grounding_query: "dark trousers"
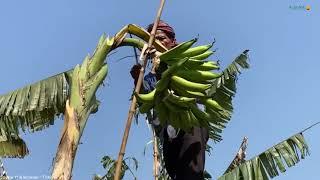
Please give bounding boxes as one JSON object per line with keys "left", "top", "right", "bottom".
{"left": 163, "top": 127, "right": 209, "bottom": 180}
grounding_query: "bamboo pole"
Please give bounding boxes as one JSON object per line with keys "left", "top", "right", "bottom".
{"left": 113, "top": 0, "right": 166, "bottom": 179}
{"left": 152, "top": 128, "right": 159, "bottom": 180}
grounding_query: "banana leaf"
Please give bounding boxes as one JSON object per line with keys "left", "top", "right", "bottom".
{"left": 218, "top": 133, "right": 309, "bottom": 180}
{"left": 0, "top": 34, "right": 149, "bottom": 140}
{"left": 0, "top": 135, "right": 29, "bottom": 158}
{"left": 207, "top": 50, "right": 249, "bottom": 142}
{"left": 0, "top": 71, "right": 72, "bottom": 138}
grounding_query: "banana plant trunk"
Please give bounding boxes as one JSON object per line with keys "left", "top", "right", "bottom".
{"left": 51, "top": 35, "right": 114, "bottom": 180}
{"left": 51, "top": 101, "right": 81, "bottom": 180}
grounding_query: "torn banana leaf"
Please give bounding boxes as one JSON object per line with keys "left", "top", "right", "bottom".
{"left": 218, "top": 133, "right": 309, "bottom": 180}
{"left": 207, "top": 50, "right": 249, "bottom": 142}
{"left": 0, "top": 135, "right": 29, "bottom": 158}
{"left": 0, "top": 70, "right": 72, "bottom": 138}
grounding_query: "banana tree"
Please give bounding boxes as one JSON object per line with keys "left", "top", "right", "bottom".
{"left": 0, "top": 24, "right": 164, "bottom": 179}
{"left": 0, "top": 23, "right": 311, "bottom": 180}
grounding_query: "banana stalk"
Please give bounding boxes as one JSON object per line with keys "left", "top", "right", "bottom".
{"left": 52, "top": 35, "right": 112, "bottom": 180}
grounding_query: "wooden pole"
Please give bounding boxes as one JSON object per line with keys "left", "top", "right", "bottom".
{"left": 113, "top": 0, "right": 166, "bottom": 179}
{"left": 153, "top": 128, "right": 159, "bottom": 180}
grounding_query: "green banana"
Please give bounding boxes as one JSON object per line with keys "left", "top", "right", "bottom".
{"left": 187, "top": 110, "right": 197, "bottom": 123}
{"left": 184, "top": 59, "right": 207, "bottom": 66}
{"left": 161, "top": 57, "right": 189, "bottom": 79}
{"left": 190, "top": 104, "right": 211, "bottom": 122}
{"left": 163, "top": 98, "right": 187, "bottom": 112}
{"left": 174, "top": 70, "right": 221, "bottom": 82}
{"left": 171, "top": 75, "right": 211, "bottom": 92}
{"left": 201, "top": 98, "right": 224, "bottom": 111}
{"left": 178, "top": 44, "right": 213, "bottom": 58}
{"left": 179, "top": 110, "right": 193, "bottom": 131}
{"left": 155, "top": 79, "right": 169, "bottom": 93}
{"left": 168, "top": 110, "right": 181, "bottom": 129}
{"left": 192, "top": 50, "right": 214, "bottom": 60}
{"left": 190, "top": 105, "right": 222, "bottom": 132}
{"left": 160, "top": 38, "right": 197, "bottom": 61}
{"left": 188, "top": 109, "right": 207, "bottom": 128}
{"left": 196, "top": 61, "right": 220, "bottom": 71}
{"left": 184, "top": 60, "right": 219, "bottom": 71}
{"left": 187, "top": 109, "right": 202, "bottom": 127}
{"left": 165, "top": 90, "right": 196, "bottom": 108}
{"left": 170, "top": 81, "right": 207, "bottom": 98}
{"left": 135, "top": 89, "right": 156, "bottom": 103}
{"left": 163, "top": 97, "right": 192, "bottom": 129}
{"left": 139, "top": 103, "right": 154, "bottom": 114}
{"left": 155, "top": 57, "right": 189, "bottom": 92}
{"left": 154, "top": 102, "right": 168, "bottom": 125}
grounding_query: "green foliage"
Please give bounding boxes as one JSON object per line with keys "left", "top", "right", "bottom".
{"left": 207, "top": 50, "right": 250, "bottom": 142}
{"left": 94, "top": 155, "right": 138, "bottom": 180}
{"left": 0, "top": 135, "right": 29, "bottom": 158}
{"left": 218, "top": 133, "right": 309, "bottom": 180}
{"left": 0, "top": 72, "right": 70, "bottom": 139}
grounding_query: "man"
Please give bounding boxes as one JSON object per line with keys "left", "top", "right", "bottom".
{"left": 130, "top": 21, "right": 209, "bottom": 180}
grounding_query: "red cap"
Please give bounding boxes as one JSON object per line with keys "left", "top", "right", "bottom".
{"left": 147, "top": 20, "right": 175, "bottom": 39}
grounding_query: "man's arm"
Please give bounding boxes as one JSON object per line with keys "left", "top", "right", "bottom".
{"left": 130, "top": 55, "right": 160, "bottom": 90}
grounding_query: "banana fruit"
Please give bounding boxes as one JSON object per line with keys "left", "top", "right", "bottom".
{"left": 135, "top": 38, "right": 230, "bottom": 133}
{"left": 135, "top": 89, "right": 156, "bottom": 103}
{"left": 174, "top": 70, "right": 221, "bottom": 82}
{"left": 171, "top": 75, "right": 211, "bottom": 92}
{"left": 192, "top": 50, "right": 214, "bottom": 60}
{"left": 160, "top": 38, "right": 197, "bottom": 61}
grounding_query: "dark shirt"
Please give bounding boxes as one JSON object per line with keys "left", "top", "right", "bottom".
{"left": 143, "top": 71, "right": 208, "bottom": 180}
{"left": 143, "top": 72, "right": 157, "bottom": 92}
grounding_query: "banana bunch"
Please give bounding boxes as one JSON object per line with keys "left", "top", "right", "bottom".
{"left": 136, "top": 38, "right": 227, "bottom": 132}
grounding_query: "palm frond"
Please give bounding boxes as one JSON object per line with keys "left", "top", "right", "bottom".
{"left": 207, "top": 50, "right": 249, "bottom": 142}
{"left": 218, "top": 133, "right": 309, "bottom": 180}
{"left": 0, "top": 135, "right": 29, "bottom": 158}
{"left": 0, "top": 71, "right": 71, "bottom": 138}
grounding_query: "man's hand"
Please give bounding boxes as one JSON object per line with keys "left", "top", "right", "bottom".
{"left": 139, "top": 43, "right": 161, "bottom": 74}
{"left": 151, "top": 56, "right": 160, "bottom": 74}
{"left": 130, "top": 64, "right": 142, "bottom": 86}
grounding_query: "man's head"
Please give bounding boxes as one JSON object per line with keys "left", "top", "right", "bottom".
{"left": 147, "top": 20, "right": 177, "bottom": 49}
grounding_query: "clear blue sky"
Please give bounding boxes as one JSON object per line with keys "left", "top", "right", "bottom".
{"left": 0, "top": 0, "right": 319, "bottom": 179}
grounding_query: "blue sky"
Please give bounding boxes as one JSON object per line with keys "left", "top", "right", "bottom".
{"left": 0, "top": 0, "right": 319, "bottom": 179}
